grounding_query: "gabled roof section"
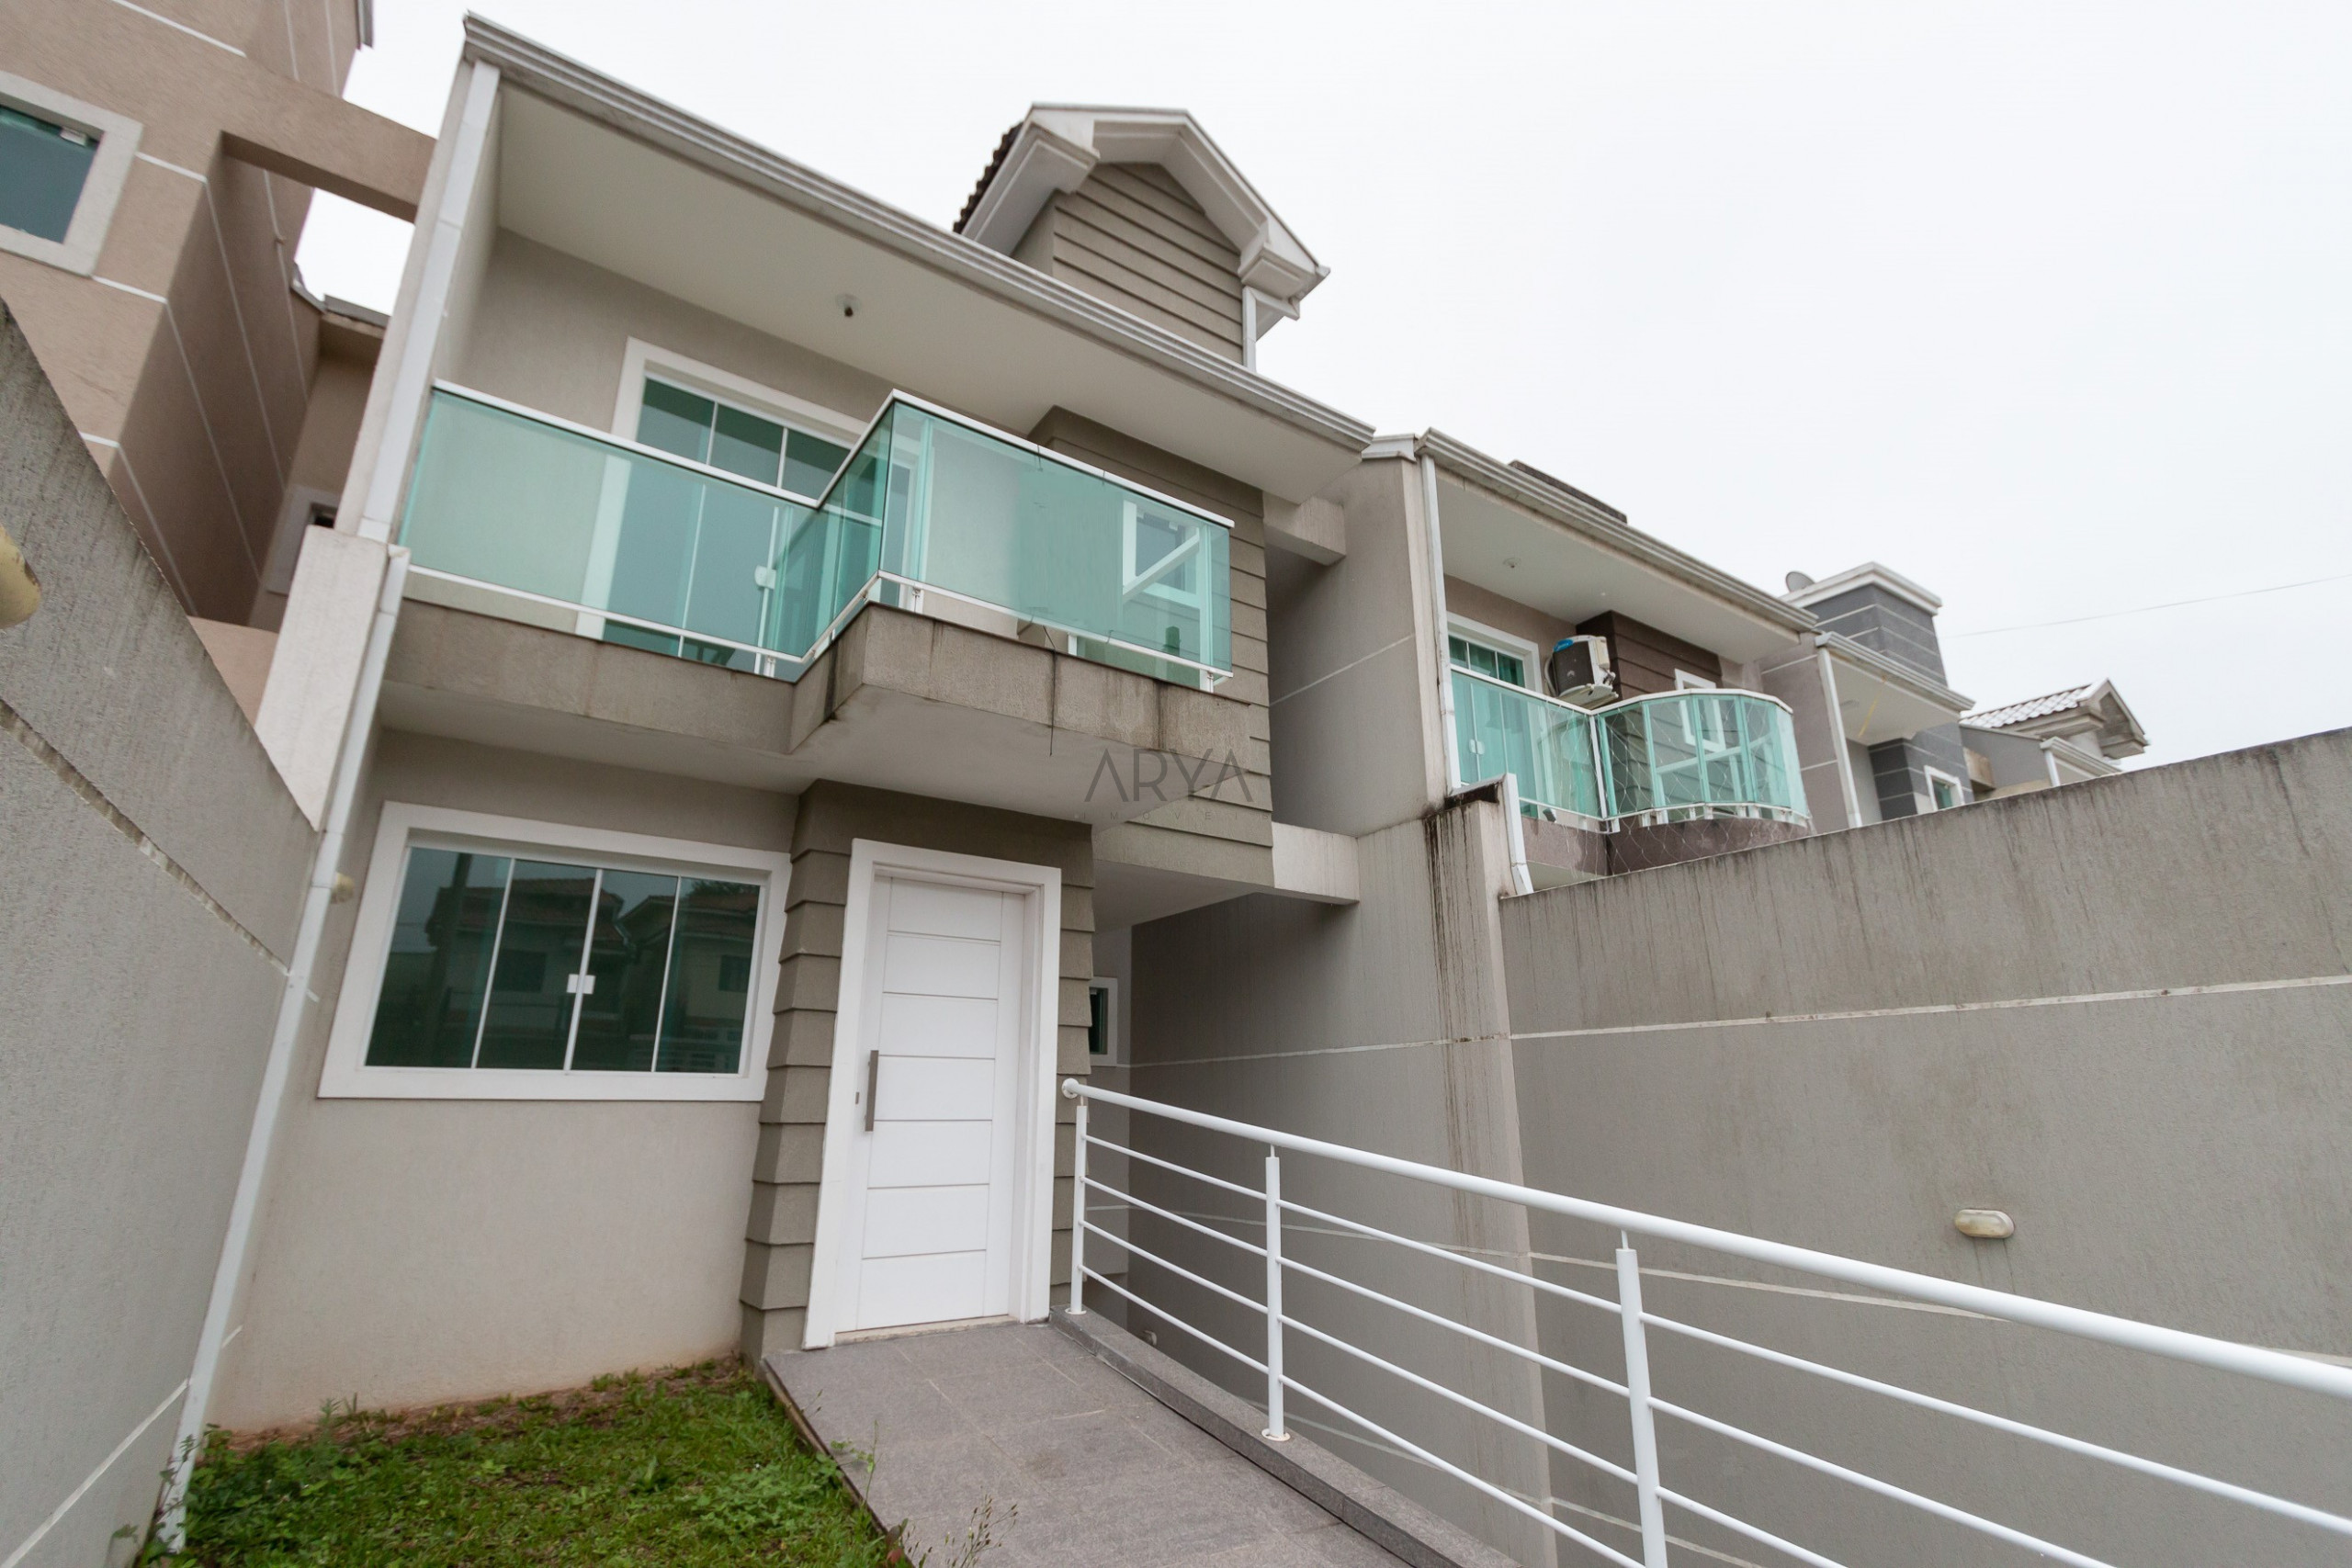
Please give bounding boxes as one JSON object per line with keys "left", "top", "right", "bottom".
{"left": 1965, "top": 680, "right": 2148, "bottom": 757}
{"left": 956, "top": 106, "right": 1327, "bottom": 314}
{"left": 453, "top": 21, "right": 1372, "bottom": 497}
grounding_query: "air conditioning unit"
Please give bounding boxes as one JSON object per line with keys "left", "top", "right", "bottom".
{"left": 1546, "top": 635, "right": 1615, "bottom": 706}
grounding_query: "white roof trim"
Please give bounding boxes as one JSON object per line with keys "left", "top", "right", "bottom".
{"left": 1785, "top": 560, "right": 1945, "bottom": 614}
{"left": 963, "top": 106, "right": 1327, "bottom": 310}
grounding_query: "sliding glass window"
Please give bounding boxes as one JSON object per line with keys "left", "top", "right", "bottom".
{"left": 364, "top": 843, "right": 762, "bottom": 1076}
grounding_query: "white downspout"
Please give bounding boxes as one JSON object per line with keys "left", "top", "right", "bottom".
{"left": 1420, "top": 454, "right": 1460, "bottom": 794}
{"left": 1813, "top": 636, "right": 1863, "bottom": 829}
{"left": 161, "top": 547, "right": 412, "bottom": 1540}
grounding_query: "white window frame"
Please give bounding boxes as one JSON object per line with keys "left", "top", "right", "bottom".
{"left": 0, "top": 71, "right": 143, "bottom": 276}
{"left": 320, "top": 803, "right": 789, "bottom": 1101}
{"left": 802, "top": 839, "right": 1063, "bottom": 1348}
{"left": 612, "top": 337, "right": 866, "bottom": 484}
{"left": 1088, "top": 976, "right": 1123, "bottom": 1066}
{"left": 1923, "top": 766, "right": 1966, "bottom": 813}
{"left": 1674, "top": 669, "right": 1718, "bottom": 690}
{"left": 1446, "top": 615, "right": 1544, "bottom": 689}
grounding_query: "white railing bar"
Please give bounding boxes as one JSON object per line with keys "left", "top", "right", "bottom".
{"left": 1647, "top": 1398, "right": 2118, "bottom": 1568}
{"left": 1282, "top": 1375, "right": 1646, "bottom": 1568}
{"left": 1289, "top": 1414, "right": 1789, "bottom": 1568}
{"left": 1279, "top": 1252, "right": 1631, "bottom": 1401}
{"left": 1653, "top": 1486, "right": 1849, "bottom": 1568}
{"left": 1085, "top": 1173, "right": 1267, "bottom": 1258}
{"left": 869, "top": 572, "right": 1235, "bottom": 685}
{"left": 1643, "top": 1308, "right": 2352, "bottom": 1540}
{"left": 1081, "top": 1220, "right": 1267, "bottom": 1320}
{"left": 794, "top": 576, "right": 881, "bottom": 669}
{"left": 1080, "top": 1266, "right": 1267, "bottom": 1376}
{"left": 405, "top": 566, "right": 798, "bottom": 671}
{"left": 1086, "top": 1134, "right": 1265, "bottom": 1202}
{"left": 1280, "top": 1192, "right": 1623, "bottom": 1318}
{"left": 1279, "top": 1311, "right": 1640, "bottom": 1488}
{"left": 1066, "top": 1080, "right": 2352, "bottom": 1404}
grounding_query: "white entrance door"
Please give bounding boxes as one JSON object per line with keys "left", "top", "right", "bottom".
{"left": 837, "top": 875, "right": 1027, "bottom": 1332}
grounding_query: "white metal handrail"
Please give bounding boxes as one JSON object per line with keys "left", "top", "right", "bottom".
{"left": 1062, "top": 1078, "right": 2352, "bottom": 1568}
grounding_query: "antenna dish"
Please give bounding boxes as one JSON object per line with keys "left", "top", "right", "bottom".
{"left": 1784, "top": 571, "right": 1815, "bottom": 592}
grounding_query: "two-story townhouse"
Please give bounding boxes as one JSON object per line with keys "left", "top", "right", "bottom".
{"left": 207, "top": 19, "right": 1374, "bottom": 1432}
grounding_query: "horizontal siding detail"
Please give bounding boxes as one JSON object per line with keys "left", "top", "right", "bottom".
{"left": 1045, "top": 163, "right": 1246, "bottom": 363}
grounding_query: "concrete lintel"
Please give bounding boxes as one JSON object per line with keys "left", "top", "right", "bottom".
{"left": 1264, "top": 493, "right": 1346, "bottom": 563}
{"left": 1271, "top": 822, "right": 1359, "bottom": 903}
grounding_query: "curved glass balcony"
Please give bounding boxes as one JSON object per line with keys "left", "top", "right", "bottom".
{"left": 1451, "top": 669, "right": 1808, "bottom": 828}
{"left": 1597, "top": 689, "right": 1808, "bottom": 824}
{"left": 397, "top": 387, "right": 1232, "bottom": 685}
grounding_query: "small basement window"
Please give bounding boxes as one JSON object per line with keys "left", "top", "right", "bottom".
{"left": 322, "top": 805, "right": 786, "bottom": 1100}
{"left": 0, "top": 103, "right": 96, "bottom": 243}
{"left": 0, "top": 74, "right": 140, "bottom": 274}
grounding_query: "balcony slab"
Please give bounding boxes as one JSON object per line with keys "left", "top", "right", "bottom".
{"left": 379, "top": 599, "right": 1251, "bottom": 827}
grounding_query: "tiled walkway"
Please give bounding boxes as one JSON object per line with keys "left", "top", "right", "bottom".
{"left": 765, "top": 1320, "right": 1407, "bottom": 1567}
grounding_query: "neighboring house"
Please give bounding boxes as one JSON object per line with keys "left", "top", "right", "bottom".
{"left": 0, "top": 0, "right": 426, "bottom": 711}
{"left": 1776, "top": 561, "right": 1978, "bottom": 822}
{"left": 1963, "top": 679, "right": 2148, "bottom": 796}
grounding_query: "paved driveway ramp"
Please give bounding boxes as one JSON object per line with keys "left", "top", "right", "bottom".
{"left": 763, "top": 1309, "right": 1514, "bottom": 1567}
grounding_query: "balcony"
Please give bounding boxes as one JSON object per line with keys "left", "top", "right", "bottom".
{"left": 381, "top": 387, "right": 1250, "bottom": 823}
{"left": 1452, "top": 671, "right": 1809, "bottom": 875}
{"left": 397, "top": 386, "right": 1233, "bottom": 687}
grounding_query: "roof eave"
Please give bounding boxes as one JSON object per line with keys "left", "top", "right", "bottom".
{"left": 1821, "top": 632, "right": 1973, "bottom": 715}
{"left": 1417, "top": 431, "right": 1819, "bottom": 640}
{"left": 458, "top": 19, "right": 1373, "bottom": 458}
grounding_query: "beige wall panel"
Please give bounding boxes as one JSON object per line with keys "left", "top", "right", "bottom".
{"left": 1120, "top": 807, "right": 1558, "bottom": 1562}
{"left": 1266, "top": 460, "right": 1438, "bottom": 837}
{"left": 1502, "top": 729, "right": 2352, "bottom": 1567}
{"left": 457, "top": 232, "right": 892, "bottom": 434}
{"left": 1443, "top": 575, "right": 1574, "bottom": 660}
{"left": 216, "top": 732, "right": 797, "bottom": 1427}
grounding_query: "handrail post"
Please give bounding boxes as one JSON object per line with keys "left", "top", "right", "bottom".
{"left": 1068, "top": 1089, "right": 1089, "bottom": 1314}
{"left": 1264, "top": 1146, "right": 1290, "bottom": 1440}
{"left": 1617, "top": 1243, "right": 1670, "bottom": 1566}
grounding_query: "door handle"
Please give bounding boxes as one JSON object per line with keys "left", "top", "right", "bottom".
{"left": 864, "top": 1049, "right": 880, "bottom": 1133}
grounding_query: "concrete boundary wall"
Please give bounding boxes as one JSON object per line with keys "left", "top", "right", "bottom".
{"left": 1500, "top": 729, "right": 2352, "bottom": 1567}
{"left": 0, "top": 303, "right": 314, "bottom": 1565}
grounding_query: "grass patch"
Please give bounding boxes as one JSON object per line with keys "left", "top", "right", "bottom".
{"left": 174, "top": 1360, "right": 895, "bottom": 1566}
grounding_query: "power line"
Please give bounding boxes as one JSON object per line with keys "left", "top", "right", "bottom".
{"left": 1943, "top": 570, "right": 2352, "bottom": 639}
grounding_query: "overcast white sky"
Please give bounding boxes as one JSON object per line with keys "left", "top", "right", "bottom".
{"left": 299, "top": 2, "right": 2352, "bottom": 770}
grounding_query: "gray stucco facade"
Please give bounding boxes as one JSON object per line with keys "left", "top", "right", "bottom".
{"left": 0, "top": 305, "right": 316, "bottom": 1564}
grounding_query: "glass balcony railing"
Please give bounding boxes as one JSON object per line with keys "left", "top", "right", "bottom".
{"left": 1451, "top": 668, "right": 1808, "bottom": 828}
{"left": 397, "top": 387, "right": 1233, "bottom": 684}
{"left": 1453, "top": 667, "right": 1603, "bottom": 819}
{"left": 1597, "top": 689, "right": 1808, "bottom": 823}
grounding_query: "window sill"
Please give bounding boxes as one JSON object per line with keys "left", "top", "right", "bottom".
{"left": 319, "top": 1063, "right": 763, "bottom": 1102}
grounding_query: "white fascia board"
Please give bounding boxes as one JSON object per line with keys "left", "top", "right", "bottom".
{"left": 1785, "top": 559, "right": 1945, "bottom": 614}
{"left": 1421, "top": 430, "right": 1818, "bottom": 639}
{"left": 1819, "top": 631, "right": 1973, "bottom": 718}
{"left": 960, "top": 121, "right": 1096, "bottom": 252}
{"left": 457, "top": 21, "right": 1370, "bottom": 457}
